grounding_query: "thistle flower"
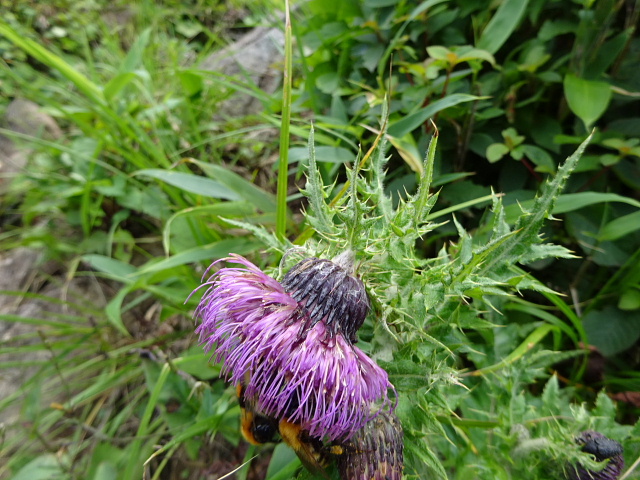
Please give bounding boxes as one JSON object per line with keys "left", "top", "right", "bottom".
{"left": 192, "top": 254, "right": 394, "bottom": 441}
{"left": 567, "top": 431, "right": 624, "bottom": 480}
{"left": 336, "top": 410, "right": 404, "bottom": 480}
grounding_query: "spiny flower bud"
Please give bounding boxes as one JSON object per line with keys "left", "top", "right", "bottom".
{"left": 336, "top": 410, "right": 404, "bottom": 480}
{"left": 281, "top": 255, "right": 370, "bottom": 344}
{"left": 568, "top": 430, "right": 624, "bottom": 480}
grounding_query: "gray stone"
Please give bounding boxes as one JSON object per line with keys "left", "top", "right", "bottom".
{"left": 0, "top": 98, "right": 62, "bottom": 193}
{"left": 200, "top": 27, "right": 285, "bottom": 118}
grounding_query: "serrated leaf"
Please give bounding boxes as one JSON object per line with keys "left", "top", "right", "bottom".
{"left": 478, "top": 133, "right": 592, "bottom": 275}
{"left": 518, "top": 244, "right": 577, "bottom": 264}
{"left": 593, "top": 390, "right": 617, "bottom": 419}
{"left": 302, "top": 125, "right": 337, "bottom": 234}
{"left": 541, "top": 375, "right": 561, "bottom": 411}
{"left": 406, "top": 442, "right": 448, "bottom": 479}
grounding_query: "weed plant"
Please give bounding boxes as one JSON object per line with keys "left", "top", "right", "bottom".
{"left": 0, "top": 1, "right": 639, "bottom": 479}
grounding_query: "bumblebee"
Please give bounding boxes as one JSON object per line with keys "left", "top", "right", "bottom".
{"left": 237, "top": 384, "right": 279, "bottom": 445}
{"left": 236, "top": 384, "right": 403, "bottom": 480}
{"left": 236, "top": 384, "right": 342, "bottom": 478}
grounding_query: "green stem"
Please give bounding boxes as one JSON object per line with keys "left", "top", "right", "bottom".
{"left": 276, "top": 0, "right": 293, "bottom": 240}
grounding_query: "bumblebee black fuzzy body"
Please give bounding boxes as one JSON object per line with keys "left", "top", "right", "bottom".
{"left": 237, "top": 384, "right": 279, "bottom": 445}
{"left": 236, "top": 384, "right": 341, "bottom": 477}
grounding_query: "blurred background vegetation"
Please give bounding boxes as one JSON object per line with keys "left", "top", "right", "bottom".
{"left": 1, "top": 0, "right": 639, "bottom": 478}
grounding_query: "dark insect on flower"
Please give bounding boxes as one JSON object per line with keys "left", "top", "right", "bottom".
{"left": 237, "top": 384, "right": 279, "bottom": 445}
{"left": 567, "top": 430, "right": 624, "bottom": 480}
{"left": 237, "top": 384, "right": 404, "bottom": 480}
{"left": 336, "top": 410, "right": 404, "bottom": 480}
{"left": 236, "top": 383, "right": 343, "bottom": 477}
{"left": 193, "top": 254, "right": 395, "bottom": 442}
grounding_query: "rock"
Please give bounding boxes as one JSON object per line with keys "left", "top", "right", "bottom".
{"left": 0, "top": 98, "right": 67, "bottom": 426}
{"left": 4, "top": 98, "right": 62, "bottom": 138}
{"left": 199, "top": 26, "right": 285, "bottom": 118}
{"left": 0, "top": 98, "right": 62, "bottom": 194}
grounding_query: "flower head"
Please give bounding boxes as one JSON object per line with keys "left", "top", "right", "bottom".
{"left": 568, "top": 431, "right": 624, "bottom": 480}
{"left": 193, "top": 254, "right": 394, "bottom": 441}
{"left": 336, "top": 410, "right": 404, "bottom": 480}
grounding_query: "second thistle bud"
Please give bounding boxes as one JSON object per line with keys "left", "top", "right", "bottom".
{"left": 567, "top": 431, "right": 624, "bottom": 480}
{"left": 336, "top": 410, "right": 404, "bottom": 480}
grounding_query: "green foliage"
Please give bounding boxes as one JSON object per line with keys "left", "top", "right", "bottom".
{"left": 294, "top": 0, "right": 640, "bottom": 408}
{"left": 1, "top": 0, "right": 639, "bottom": 479}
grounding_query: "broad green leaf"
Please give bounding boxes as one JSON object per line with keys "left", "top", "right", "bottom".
{"left": 134, "top": 169, "right": 240, "bottom": 200}
{"left": 598, "top": 210, "right": 640, "bottom": 241}
{"left": 520, "top": 144, "right": 555, "bottom": 173}
{"left": 188, "top": 160, "right": 277, "bottom": 212}
{"left": 178, "top": 70, "right": 204, "bottom": 97}
{"left": 316, "top": 72, "right": 340, "bottom": 94}
{"left": 387, "top": 134, "right": 424, "bottom": 173}
{"left": 119, "top": 28, "right": 151, "bottom": 73}
{"left": 388, "top": 94, "right": 485, "bottom": 138}
{"left": 163, "top": 202, "right": 257, "bottom": 253}
{"left": 426, "top": 45, "right": 451, "bottom": 61}
{"left": 554, "top": 192, "right": 640, "bottom": 213}
{"left": 477, "top": 0, "right": 530, "bottom": 54}
{"left": 266, "top": 444, "right": 301, "bottom": 479}
{"left": 135, "top": 238, "right": 260, "bottom": 275}
{"left": 93, "top": 462, "right": 119, "bottom": 480}
{"left": 288, "top": 146, "right": 354, "bottom": 164}
{"left": 173, "top": 349, "right": 221, "bottom": 379}
{"left": 105, "top": 287, "right": 133, "bottom": 336}
{"left": 82, "top": 254, "right": 137, "bottom": 281}
{"left": 103, "top": 73, "right": 138, "bottom": 101}
{"left": 563, "top": 74, "right": 612, "bottom": 129}
{"left": 619, "top": 289, "right": 640, "bottom": 311}
{"left": 377, "top": 0, "right": 449, "bottom": 78}
{"left": 487, "top": 143, "right": 509, "bottom": 163}
{"left": 583, "top": 306, "right": 640, "bottom": 356}
{"left": 364, "top": 0, "right": 398, "bottom": 5}
{"left": 457, "top": 47, "right": 496, "bottom": 66}
{"left": 12, "top": 454, "right": 67, "bottom": 480}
